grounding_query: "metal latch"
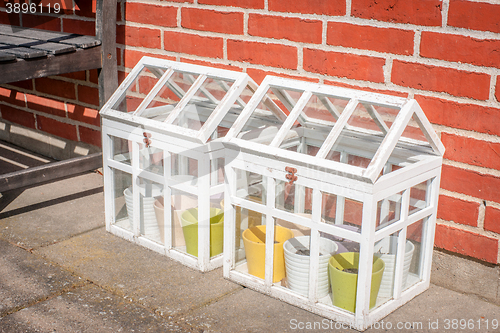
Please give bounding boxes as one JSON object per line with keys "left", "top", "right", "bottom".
{"left": 143, "top": 132, "right": 152, "bottom": 148}
{"left": 285, "top": 166, "right": 297, "bottom": 185}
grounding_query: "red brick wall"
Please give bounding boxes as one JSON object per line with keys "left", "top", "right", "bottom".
{"left": 1, "top": 0, "right": 499, "bottom": 264}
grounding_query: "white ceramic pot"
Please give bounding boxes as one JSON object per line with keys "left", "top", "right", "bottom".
{"left": 123, "top": 187, "right": 134, "bottom": 230}
{"left": 374, "top": 236, "right": 415, "bottom": 298}
{"left": 284, "top": 236, "right": 338, "bottom": 298}
{"left": 124, "top": 186, "right": 161, "bottom": 241}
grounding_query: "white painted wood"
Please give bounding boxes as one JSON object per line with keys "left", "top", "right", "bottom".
{"left": 223, "top": 76, "right": 441, "bottom": 324}
{"left": 316, "top": 98, "right": 358, "bottom": 159}
{"left": 229, "top": 138, "right": 368, "bottom": 181}
{"left": 393, "top": 189, "right": 410, "bottom": 300}
{"left": 335, "top": 152, "right": 348, "bottom": 225}
{"left": 197, "top": 156, "right": 210, "bottom": 271}
{"left": 355, "top": 198, "right": 376, "bottom": 321}
{"left": 270, "top": 91, "right": 312, "bottom": 147}
{"left": 100, "top": 60, "right": 147, "bottom": 114}
{"left": 317, "top": 95, "right": 342, "bottom": 120}
{"left": 361, "top": 101, "right": 390, "bottom": 135}
{"left": 228, "top": 153, "right": 372, "bottom": 201}
{"left": 163, "top": 149, "right": 172, "bottom": 250}
{"left": 364, "top": 99, "right": 416, "bottom": 182}
{"left": 264, "top": 176, "right": 276, "bottom": 287}
{"left": 164, "top": 74, "right": 208, "bottom": 124}
{"left": 197, "top": 76, "right": 253, "bottom": 143}
{"left": 103, "top": 63, "right": 445, "bottom": 326}
{"left": 270, "top": 86, "right": 295, "bottom": 111}
{"left": 136, "top": 236, "right": 166, "bottom": 254}
{"left": 422, "top": 174, "right": 441, "bottom": 282}
{"left": 373, "top": 162, "right": 442, "bottom": 201}
{"left": 393, "top": 227, "right": 407, "bottom": 299}
{"left": 308, "top": 228, "right": 321, "bottom": 301}
{"left": 133, "top": 68, "right": 175, "bottom": 117}
{"left": 101, "top": 58, "right": 257, "bottom": 273}
{"left": 131, "top": 141, "right": 141, "bottom": 237}
{"left": 378, "top": 164, "right": 393, "bottom": 227}
{"left": 109, "top": 224, "right": 135, "bottom": 242}
{"left": 101, "top": 127, "right": 113, "bottom": 232}
{"left": 375, "top": 205, "right": 433, "bottom": 242}
{"left": 412, "top": 102, "right": 446, "bottom": 156}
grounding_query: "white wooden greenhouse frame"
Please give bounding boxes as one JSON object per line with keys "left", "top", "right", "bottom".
{"left": 222, "top": 76, "right": 444, "bottom": 330}
{"left": 100, "top": 57, "right": 257, "bottom": 271}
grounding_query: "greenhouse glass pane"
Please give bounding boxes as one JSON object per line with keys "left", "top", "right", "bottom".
{"left": 112, "top": 66, "right": 163, "bottom": 113}
{"left": 237, "top": 87, "right": 301, "bottom": 145}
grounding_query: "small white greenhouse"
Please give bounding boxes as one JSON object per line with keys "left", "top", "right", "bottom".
{"left": 222, "top": 76, "right": 444, "bottom": 330}
{"left": 100, "top": 57, "right": 256, "bottom": 271}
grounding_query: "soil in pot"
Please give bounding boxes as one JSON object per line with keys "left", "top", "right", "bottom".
{"left": 337, "top": 267, "right": 358, "bottom": 274}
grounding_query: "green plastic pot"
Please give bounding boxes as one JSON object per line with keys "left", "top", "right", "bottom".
{"left": 181, "top": 208, "right": 224, "bottom": 257}
{"left": 328, "top": 252, "right": 385, "bottom": 313}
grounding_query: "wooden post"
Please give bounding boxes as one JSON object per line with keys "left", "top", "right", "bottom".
{"left": 96, "top": 0, "right": 118, "bottom": 106}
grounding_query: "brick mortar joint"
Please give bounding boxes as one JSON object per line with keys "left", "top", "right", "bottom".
{"left": 154, "top": 24, "right": 500, "bottom": 77}
{"left": 478, "top": 201, "right": 486, "bottom": 230}
{"left": 441, "top": 0, "right": 450, "bottom": 28}
{"left": 0, "top": 98, "right": 99, "bottom": 129}
{"left": 436, "top": 218, "right": 500, "bottom": 240}
{"left": 4, "top": 87, "right": 98, "bottom": 112}
{"left": 120, "top": 46, "right": 500, "bottom": 111}
{"left": 119, "top": 44, "right": 497, "bottom": 108}
{"left": 437, "top": 125, "right": 500, "bottom": 143}
{"left": 414, "top": 90, "right": 500, "bottom": 109}
{"left": 443, "top": 159, "right": 500, "bottom": 178}
{"left": 439, "top": 188, "right": 492, "bottom": 205}
{"left": 127, "top": 0, "right": 500, "bottom": 41}
{"left": 124, "top": 17, "right": 500, "bottom": 69}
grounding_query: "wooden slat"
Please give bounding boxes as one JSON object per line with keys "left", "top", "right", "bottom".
{"left": 0, "top": 26, "right": 100, "bottom": 49}
{"left": 0, "top": 34, "right": 75, "bottom": 55}
{"left": 30, "top": 42, "right": 76, "bottom": 55}
{"left": 56, "top": 35, "right": 101, "bottom": 49}
{"left": 0, "top": 46, "right": 102, "bottom": 84}
{"left": 0, "top": 34, "right": 40, "bottom": 46}
{"left": 0, "top": 44, "right": 46, "bottom": 59}
{"left": 0, "top": 152, "right": 103, "bottom": 193}
{"left": 0, "top": 25, "right": 73, "bottom": 41}
{"left": 0, "top": 51, "right": 15, "bottom": 62}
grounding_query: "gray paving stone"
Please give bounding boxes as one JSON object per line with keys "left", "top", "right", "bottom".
{"left": 0, "top": 284, "right": 203, "bottom": 333}
{"left": 184, "top": 284, "right": 500, "bottom": 333}
{"left": 0, "top": 239, "right": 81, "bottom": 317}
{"left": 0, "top": 172, "right": 104, "bottom": 248}
{"left": 37, "top": 228, "right": 242, "bottom": 317}
{"left": 185, "top": 287, "right": 330, "bottom": 333}
{"left": 365, "top": 284, "right": 500, "bottom": 333}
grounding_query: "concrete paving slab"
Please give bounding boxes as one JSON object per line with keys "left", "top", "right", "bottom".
{"left": 0, "top": 172, "right": 104, "bottom": 248}
{"left": 36, "top": 228, "right": 242, "bottom": 317}
{"left": 2, "top": 171, "right": 500, "bottom": 332}
{"left": 363, "top": 284, "right": 500, "bottom": 333}
{"left": 0, "top": 284, "right": 204, "bottom": 333}
{"left": 432, "top": 250, "right": 500, "bottom": 305}
{"left": 185, "top": 284, "right": 500, "bottom": 333}
{"left": 0, "top": 239, "right": 81, "bottom": 317}
{"left": 184, "top": 287, "right": 328, "bottom": 333}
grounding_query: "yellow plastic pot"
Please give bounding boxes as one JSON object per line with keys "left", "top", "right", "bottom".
{"left": 220, "top": 199, "right": 262, "bottom": 248}
{"left": 181, "top": 208, "right": 224, "bottom": 257}
{"left": 328, "top": 252, "right": 385, "bottom": 313}
{"left": 242, "top": 225, "right": 293, "bottom": 283}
